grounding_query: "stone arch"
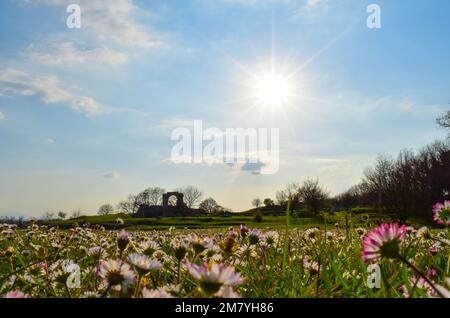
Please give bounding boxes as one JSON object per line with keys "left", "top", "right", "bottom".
{"left": 162, "top": 192, "right": 184, "bottom": 209}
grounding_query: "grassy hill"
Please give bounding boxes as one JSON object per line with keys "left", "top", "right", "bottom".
{"left": 40, "top": 209, "right": 433, "bottom": 231}
{"left": 46, "top": 213, "right": 323, "bottom": 230}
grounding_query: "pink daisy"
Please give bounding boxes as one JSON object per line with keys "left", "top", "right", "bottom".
{"left": 4, "top": 291, "right": 29, "bottom": 298}
{"left": 361, "top": 223, "right": 407, "bottom": 262}
{"left": 432, "top": 201, "right": 450, "bottom": 226}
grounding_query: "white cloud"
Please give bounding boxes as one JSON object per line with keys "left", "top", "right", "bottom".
{"left": 0, "top": 68, "right": 100, "bottom": 116}
{"left": 0, "top": 111, "right": 4, "bottom": 121}
{"left": 21, "top": 0, "right": 165, "bottom": 49}
{"left": 45, "top": 138, "right": 55, "bottom": 144}
{"left": 81, "top": 1, "right": 164, "bottom": 49}
{"left": 19, "top": 0, "right": 167, "bottom": 68}
{"left": 26, "top": 41, "right": 128, "bottom": 66}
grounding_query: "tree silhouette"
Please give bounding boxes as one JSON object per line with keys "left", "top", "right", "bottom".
{"left": 98, "top": 204, "right": 114, "bottom": 216}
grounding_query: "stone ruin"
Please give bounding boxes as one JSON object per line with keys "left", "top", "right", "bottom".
{"left": 134, "top": 191, "right": 206, "bottom": 217}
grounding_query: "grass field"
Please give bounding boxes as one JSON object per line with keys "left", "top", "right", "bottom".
{"left": 1, "top": 205, "right": 448, "bottom": 298}
{"left": 43, "top": 210, "right": 432, "bottom": 231}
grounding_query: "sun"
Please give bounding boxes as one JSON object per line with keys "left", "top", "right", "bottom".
{"left": 253, "top": 72, "right": 292, "bottom": 108}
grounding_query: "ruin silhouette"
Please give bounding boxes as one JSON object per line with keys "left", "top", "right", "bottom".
{"left": 135, "top": 191, "right": 205, "bottom": 217}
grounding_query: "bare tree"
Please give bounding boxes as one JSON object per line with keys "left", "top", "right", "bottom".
{"left": 437, "top": 111, "right": 450, "bottom": 129}
{"left": 199, "top": 198, "right": 219, "bottom": 214}
{"left": 98, "top": 204, "right": 114, "bottom": 216}
{"left": 135, "top": 187, "right": 166, "bottom": 206}
{"left": 276, "top": 182, "right": 301, "bottom": 208}
{"left": 117, "top": 195, "right": 141, "bottom": 215}
{"left": 298, "top": 178, "right": 328, "bottom": 215}
{"left": 71, "top": 209, "right": 82, "bottom": 219}
{"left": 42, "top": 211, "right": 55, "bottom": 221}
{"left": 276, "top": 190, "right": 288, "bottom": 206}
{"left": 339, "top": 140, "right": 450, "bottom": 221}
{"left": 252, "top": 198, "right": 262, "bottom": 208}
{"left": 177, "top": 186, "right": 203, "bottom": 208}
{"left": 148, "top": 187, "right": 166, "bottom": 205}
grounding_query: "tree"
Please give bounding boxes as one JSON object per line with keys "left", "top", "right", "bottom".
{"left": 57, "top": 211, "right": 67, "bottom": 219}
{"left": 263, "top": 198, "right": 274, "bottom": 207}
{"left": 42, "top": 211, "right": 55, "bottom": 221}
{"left": 199, "top": 198, "right": 219, "bottom": 214}
{"left": 177, "top": 186, "right": 203, "bottom": 208}
{"left": 276, "top": 190, "right": 288, "bottom": 206}
{"left": 136, "top": 187, "right": 166, "bottom": 206}
{"left": 276, "top": 182, "right": 301, "bottom": 208}
{"left": 334, "top": 185, "right": 362, "bottom": 210}
{"left": 148, "top": 187, "right": 166, "bottom": 205}
{"left": 298, "top": 178, "right": 328, "bottom": 215}
{"left": 71, "top": 209, "right": 82, "bottom": 219}
{"left": 437, "top": 111, "right": 450, "bottom": 129}
{"left": 98, "top": 204, "right": 114, "bottom": 216}
{"left": 337, "top": 140, "right": 450, "bottom": 221}
{"left": 117, "top": 195, "right": 141, "bottom": 215}
{"left": 252, "top": 198, "right": 262, "bottom": 208}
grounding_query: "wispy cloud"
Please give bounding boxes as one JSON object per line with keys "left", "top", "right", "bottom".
{"left": 303, "top": 0, "right": 329, "bottom": 10}
{"left": 0, "top": 68, "right": 100, "bottom": 116}
{"left": 0, "top": 111, "right": 4, "bottom": 121}
{"left": 20, "top": 0, "right": 161, "bottom": 47}
{"left": 19, "top": 0, "right": 167, "bottom": 67}
{"left": 26, "top": 41, "right": 128, "bottom": 66}
{"left": 240, "top": 160, "right": 266, "bottom": 175}
{"left": 103, "top": 171, "right": 119, "bottom": 179}
{"left": 156, "top": 118, "right": 195, "bottom": 133}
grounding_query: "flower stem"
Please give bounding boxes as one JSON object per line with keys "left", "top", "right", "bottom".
{"left": 281, "top": 196, "right": 291, "bottom": 277}
{"left": 399, "top": 255, "right": 446, "bottom": 298}
{"left": 177, "top": 260, "right": 181, "bottom": 285}
{"left": 134, "top": 276, "right": 142, "bottom": 298}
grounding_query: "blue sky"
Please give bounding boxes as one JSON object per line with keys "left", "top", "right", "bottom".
{"left": 0, "top": 0, "right": 449, "bottom": 217}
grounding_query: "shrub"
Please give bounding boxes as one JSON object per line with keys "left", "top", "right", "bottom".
{"left": 253, "top": 212, "right": 263, "bottom": 223}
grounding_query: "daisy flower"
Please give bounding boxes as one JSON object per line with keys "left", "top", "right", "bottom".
{"left": 186, "top": 262, "right": 244, "bottom": 295}
{"left": 127, "top": 253, "right": 162, "bottom": 275}
{"left": 264, "top": 231, "right": 279, "bottom": 246}
{"left": 142, "top": 287, "right": 174, "bottom": 298}
{"left": 416, "top": 226, "right": 431, "bottom": 240}
{"left": 115, "top": 218, "right": 124, "bottom": 225}
{"left": 361, "top": 223, "right": 407, "bottom": 262}
{"left": 432, "top": 201, "right": 450, "bottom": 226}
{"left": 304, "top": 228, "right": 320, "bottom": 240}
{"left": 117, "top": 230, "right": 131, "bottom": 252}
{"left": 171, "top": 240, "right": 188, "bottom": 261}
{"left": 408, "top": 276, "right": 438, "bottom": 297}
{"left": 3, "top": 291, "right": 29, "bottom": 298}
{"left": 87, "top": 246, "right": 104, "bottom": 258}
{"left": 139, "top": 240, "right": 160, "bottom": 257}
{"left": 247, "top": 229, "right": 263, "bottom": 245}
{"left": 302, "top": 255, "right": 321, "bottom": 274}
{"left": 188, "top": 234, "right": 213, "bottom": 254}
{"left": 98, "top": 259, "right": 136, "bottom": 291}
{"left": 355, "top": 227, "right": 366, "bottom": 238}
